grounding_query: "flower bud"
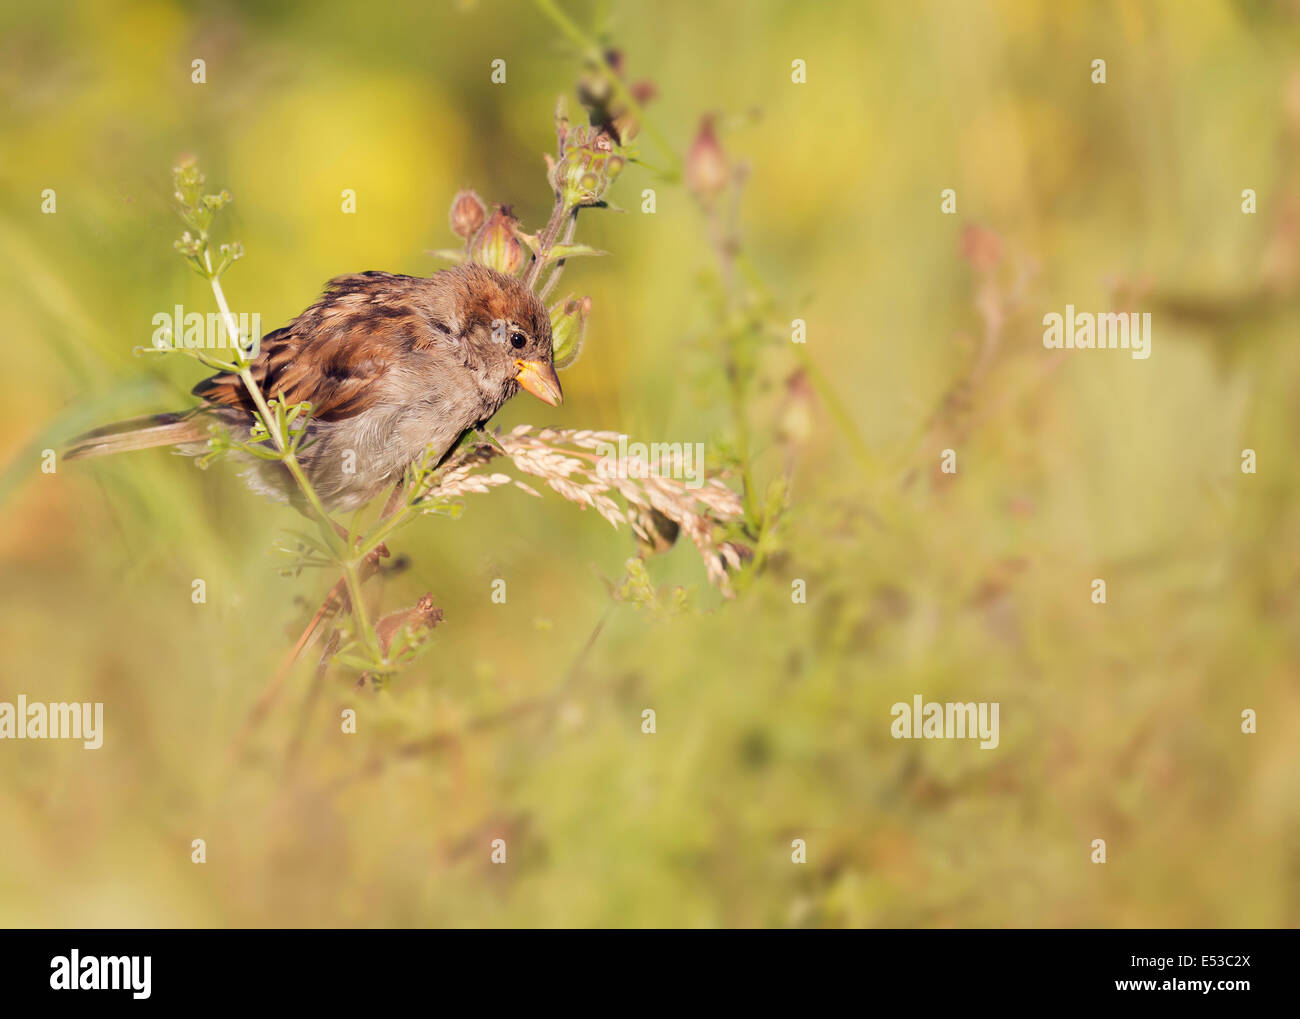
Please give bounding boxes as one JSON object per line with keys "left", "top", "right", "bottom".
{"left": 576, "top": 67, "right": 613, "bottom": 111}
{"left": 609, "top": 113, "right": 639, "bottom": 146}
{"left": 608, "top": 82, "right": 656, "bottom": 145}
{"left": 554, "top": 97, "right": 571, "bottom": 150}
{"left": 548, "top": 124, "right": 625, "bottom": 211}
{"left": 777, "top": 369, "right": 814, "bottom": 446}
{"left": 574, "top": 49, "right": 656, "bottom": 146}
{"left": 629, "top": 81, "right": 657, "bottom": 106}
{"left": 172, "top": 156, "right": 204, "bottom": 191}
{"left": 549, "top": 294, "right": 591, "bottom": 369}
{"left": 471, "top": 205, "right": 525, "bottom": 275}
{"left": 686, "top": 116, "right": 728, "bottom": 205}
{"left": 449, "top": 189, "right": 486, "bottom": 240}
{"left": 173, "top": 231, "right": 202, "bottom": 257}
{"left": 960, "top": 224, "right": 1002, "bottom": 274}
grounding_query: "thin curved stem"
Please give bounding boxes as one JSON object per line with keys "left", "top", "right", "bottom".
{"left": 203, "top": 250, "right": 381, "bottom": 661}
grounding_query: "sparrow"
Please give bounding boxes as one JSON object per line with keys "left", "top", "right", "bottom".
{"left": 65, "top": 263, "right": 562, "bottom": 512}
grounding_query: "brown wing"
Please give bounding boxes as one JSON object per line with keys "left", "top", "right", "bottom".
{"left": 192, "top": 272, "right": 431, "bottom": 422}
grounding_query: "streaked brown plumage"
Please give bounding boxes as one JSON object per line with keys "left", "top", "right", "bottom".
{"left": 66, "top": 263, "right": 562, "bottom": 511}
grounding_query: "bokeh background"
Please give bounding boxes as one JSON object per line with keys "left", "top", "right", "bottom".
{"left": 1, "top": 0, "right": 1298, "bottom": 927}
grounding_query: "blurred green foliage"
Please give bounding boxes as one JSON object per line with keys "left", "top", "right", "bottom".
{"left": 1, "top": 0, "right": 1298, "bottom": 927}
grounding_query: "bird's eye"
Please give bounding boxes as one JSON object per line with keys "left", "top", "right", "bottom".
{"left": 510, "top": 332, "right": 527, "bottom": 350}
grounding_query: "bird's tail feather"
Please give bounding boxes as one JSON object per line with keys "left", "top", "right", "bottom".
{"left": 64, "top": 411, "right": 209, "bottom": 460}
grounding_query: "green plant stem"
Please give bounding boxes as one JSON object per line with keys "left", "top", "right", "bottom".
{"left": 340, "top": 561, "right": 380, "bottom": 654}
{"left": 704, "top": 208, "right": 759, "bottom": 525}
{"left": 531, "top": 0, "right": 680, "bottom": 176}
{"left": 727, "top": 347, "right": 758, "bottom": 525}
{"left": 525, "top": 200, "right": 573, "bottom": 290}
{"left": 791, "top": 344, "right": 876, "bottom": 474}
{"left": 733, "top": 250, "right": 877, "bottom": 478}
{"left": 357, "top": 500, "right": 414, "bottom": 560}
{"left": 203, "top": 250, "right": 382, "bottom": 663}
{"left": 538, "top": 212, "right": 578, "bottom": 300}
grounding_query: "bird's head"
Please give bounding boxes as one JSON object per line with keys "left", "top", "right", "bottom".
{"left": 453, "top": 264, "right": 562, "bottom": 407}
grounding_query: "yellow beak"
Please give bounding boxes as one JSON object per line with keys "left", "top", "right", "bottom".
{"left": 514, "top": 358, "right": 563, "bottom": 407}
